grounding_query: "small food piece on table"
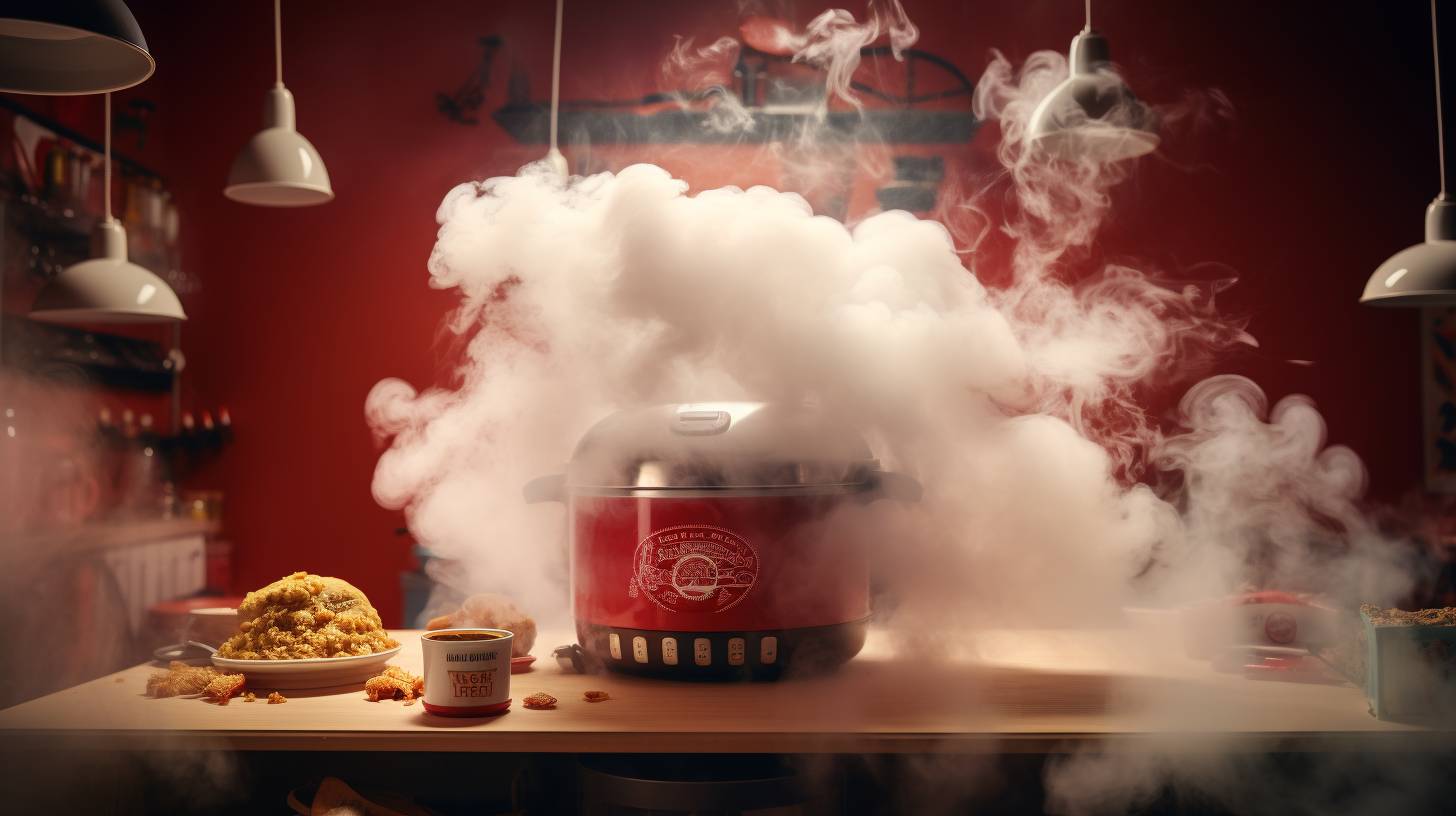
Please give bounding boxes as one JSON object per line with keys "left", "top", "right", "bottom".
{"left": 363, "top": 665, "right": 423, "bottom": 702}
{"left": 583, "top": 690, "right": 610, "bottom": 703}
{"left": 523, "top": 692, "right": 557, "bottom": 710}
{"left": 243, "top": 692, "right": 257, "bottom": 703}
{"left": 383, "top": 664, "right": 423, "bottom": 694}
{"left": 425, "top": 593, "right": 537, "bottom": 657}
{"left": 267, "top": 691, "right": 287, "bottom": 704}
{"left": 403, "top": 698, "right": 416, "bottom": 706}
{"left": 146, "top": 662, "right": 223, "bottom": 697}
{"left": 203, "top": 673, "right": 246, "bottom": 705}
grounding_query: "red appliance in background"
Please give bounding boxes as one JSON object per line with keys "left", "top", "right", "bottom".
{"left": 527, "top": 402, "right": 919, "bottom": 679}
{"left": 1181, "top": 590, "right": 1340, "bottom": 656}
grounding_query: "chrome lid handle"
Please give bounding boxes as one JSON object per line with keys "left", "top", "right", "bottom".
{"left": 671, "top": 407, "right": 731, "bottom": 435}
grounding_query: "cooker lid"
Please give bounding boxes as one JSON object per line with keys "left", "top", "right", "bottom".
{"left": 568, "top": 402, "right": 876, "bottom": 490}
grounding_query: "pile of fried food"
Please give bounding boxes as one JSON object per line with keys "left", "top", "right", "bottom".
{"left": 1362, "top": 604, "right": 1456, "bottom": 627}
{"left": 217, "top": 572, "right": 399, "bottom": 659}
{"left": 426, "top": 593, "right": 536, "bottom": 657}
{"left": 145, "top": 662, "right": 285, "bottom": 705}
{"left": 363, "top": 665, "right": 424, "bottom": 704}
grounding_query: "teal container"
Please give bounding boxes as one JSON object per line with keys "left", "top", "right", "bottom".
{"left": 1360, "top": 609, "right": 1456, "bottom": 723}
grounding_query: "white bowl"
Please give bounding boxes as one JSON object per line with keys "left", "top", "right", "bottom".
{"left": 211, "top": 646, "right": 403, "bottom": 690}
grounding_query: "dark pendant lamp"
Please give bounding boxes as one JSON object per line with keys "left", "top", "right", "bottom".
{"left": 1026, "top": 0, "right": 1159, "bottom": 161}
{"left": 1361, "top": 0, "right": 1456, "bottom": 306}
{"left": 0, "top": 0, "right": 154, "bottom": 94}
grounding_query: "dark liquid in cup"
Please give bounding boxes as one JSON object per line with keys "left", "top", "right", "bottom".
{"left": 426, "top": 632, "right": 503, "bottom": 642}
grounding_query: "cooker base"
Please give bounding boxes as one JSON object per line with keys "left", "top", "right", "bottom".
{"left": 575, "top": 618, "right": 868, "bottom": 680}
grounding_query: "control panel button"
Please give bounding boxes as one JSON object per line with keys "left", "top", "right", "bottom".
{"left": 727, "top": 637, "right": 745, "bottom": 666}
{"left": 661, "top": 637, "right": 679, "bottom": 666}
{"left": 632, "top": 636, "right": 648, "bottom": 663}
{"left": 608, "top": 633, "right": 622, "bottom": 660}
{"left": 693, "top": 637, "right": 711, "bottom": 666}
{"left": 759, "top": 636, "right": 778, "bottom": 665}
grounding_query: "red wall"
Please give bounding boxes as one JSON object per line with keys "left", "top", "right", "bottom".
{"left": 115, "top": 0, "right": 1433, "bottom": 625}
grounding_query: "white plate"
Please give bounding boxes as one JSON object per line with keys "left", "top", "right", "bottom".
{"left": 211, "top": 646, "right": 403, "bottom": 690}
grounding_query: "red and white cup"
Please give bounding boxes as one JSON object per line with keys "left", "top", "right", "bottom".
{"left": 420, "top": 628, "right": 513, "bottom": 717}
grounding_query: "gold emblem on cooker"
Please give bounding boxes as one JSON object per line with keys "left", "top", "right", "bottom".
{"left": 629, "top": 525, "right": 758, "bottom": 613}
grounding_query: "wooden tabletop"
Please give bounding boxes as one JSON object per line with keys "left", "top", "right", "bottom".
{"left": 0, "top": 624, "right": 1450, "bottom": 754}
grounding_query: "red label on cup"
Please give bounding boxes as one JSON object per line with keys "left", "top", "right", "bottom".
{"left": 448, "top": 669, "right": 497, "bottom": 698}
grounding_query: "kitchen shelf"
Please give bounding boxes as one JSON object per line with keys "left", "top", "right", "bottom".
{"left": 8, "top": 518, "right": 220, "bottom": 553}
{"left": 0, "top": 316, "right": 176, "bottom": 391}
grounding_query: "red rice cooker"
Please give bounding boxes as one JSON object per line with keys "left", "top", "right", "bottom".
{"left": 526, "top": 402, "right": 919, "bottom": 679}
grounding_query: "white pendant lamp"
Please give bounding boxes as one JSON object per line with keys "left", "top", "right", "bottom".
{"left": 1026, "top": 0, "right": 1159, "bottom": 161}
{"left": 0, "top": 0, "right": 154, "bottom": 95}
{"left": 224, "top": 0, "right": 332, "bottom": 206}
{"left": 543, "top": 0, "right": 567, "bottom": 176}
{"left": 31, "top": 93, "right": 185, "bottom": 324}
{"left": 1361, "top": 0, "right": 1456, "bottom": 306}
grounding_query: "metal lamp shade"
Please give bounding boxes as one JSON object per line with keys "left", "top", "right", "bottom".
{"left": 224, "top": 86, "right": 333, "bottom": 207}
{"left": 0, "top": 0, "right": 154, "bottom": 94}
{"left": 31, "top": 220, "right": 185, "bottom": 323}
{"left": 1360, "top": 199, "right": 1456, "bottom": 306}
{"left": 1027, "top": 30, "right": 1159, "bottom": 162}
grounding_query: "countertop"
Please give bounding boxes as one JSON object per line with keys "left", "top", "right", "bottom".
{"left": 0, "top": 625, "right": 1449, "bottom": 754}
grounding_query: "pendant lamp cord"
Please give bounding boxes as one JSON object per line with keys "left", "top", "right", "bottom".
{"left": 549, "top": 0, "right": 564, "bottom": 156}
{"left": 104, "top": 92, "right": 112, "bottom": 223}
{"left": 274, "top": 0, "right": 284, "bottom": 87}
{"left": 1085, "top": 0, "right": 1092, "bottom": 32}
{"left": 1436, "top": 0, "right": 1448, "bottom": 199}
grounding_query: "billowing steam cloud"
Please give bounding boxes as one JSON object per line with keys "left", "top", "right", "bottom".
{"left": 368, "top": 3, "right": 1413, "bottom": 634}
{"left": 364, "top": 3, "right": 1432, "bottom": 812}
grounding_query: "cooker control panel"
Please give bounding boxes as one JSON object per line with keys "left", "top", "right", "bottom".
{"left": 580, "top": 620, "right": 863, "bottom": 681}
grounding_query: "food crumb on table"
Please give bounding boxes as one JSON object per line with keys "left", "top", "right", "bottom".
{"left": 523, "top": 692, "right": 557, "bottom": 710}
{"left": 267, "top": 691, "right": 287, "bottom": 704}
{"left": 203, "top": 673, "right": 246, "bottom": 705}
{"left": 583, "top": 690, "right": 610, "bottom": 702}
{"left": 146, "top": 662, "right": 223, "bottom": 698}
{"left": 243, "top": 692, "right": 257, "bottom": 703}
{"left": 363, "top": 665, "right": 423, "bottom": 702}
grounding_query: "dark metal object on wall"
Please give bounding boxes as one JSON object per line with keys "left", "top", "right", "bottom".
{"left": 493, "top": 105, "right": 977, "bottom": 145}
{"left": 436, "top": 36, "right": 501, "bottom": 125}
{"left": 875, "top": 154, "right": 945, "bottom": 213}
{"left": 477, "top": 31, "right": 978, "bottom": 144}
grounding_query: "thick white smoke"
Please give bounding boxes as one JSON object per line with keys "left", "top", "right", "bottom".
{"left": 368, "top": 4, "right": 1412, "bottom": 634}
{"left": 363, "top": 5, "right": 1431, "bottom": 813}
